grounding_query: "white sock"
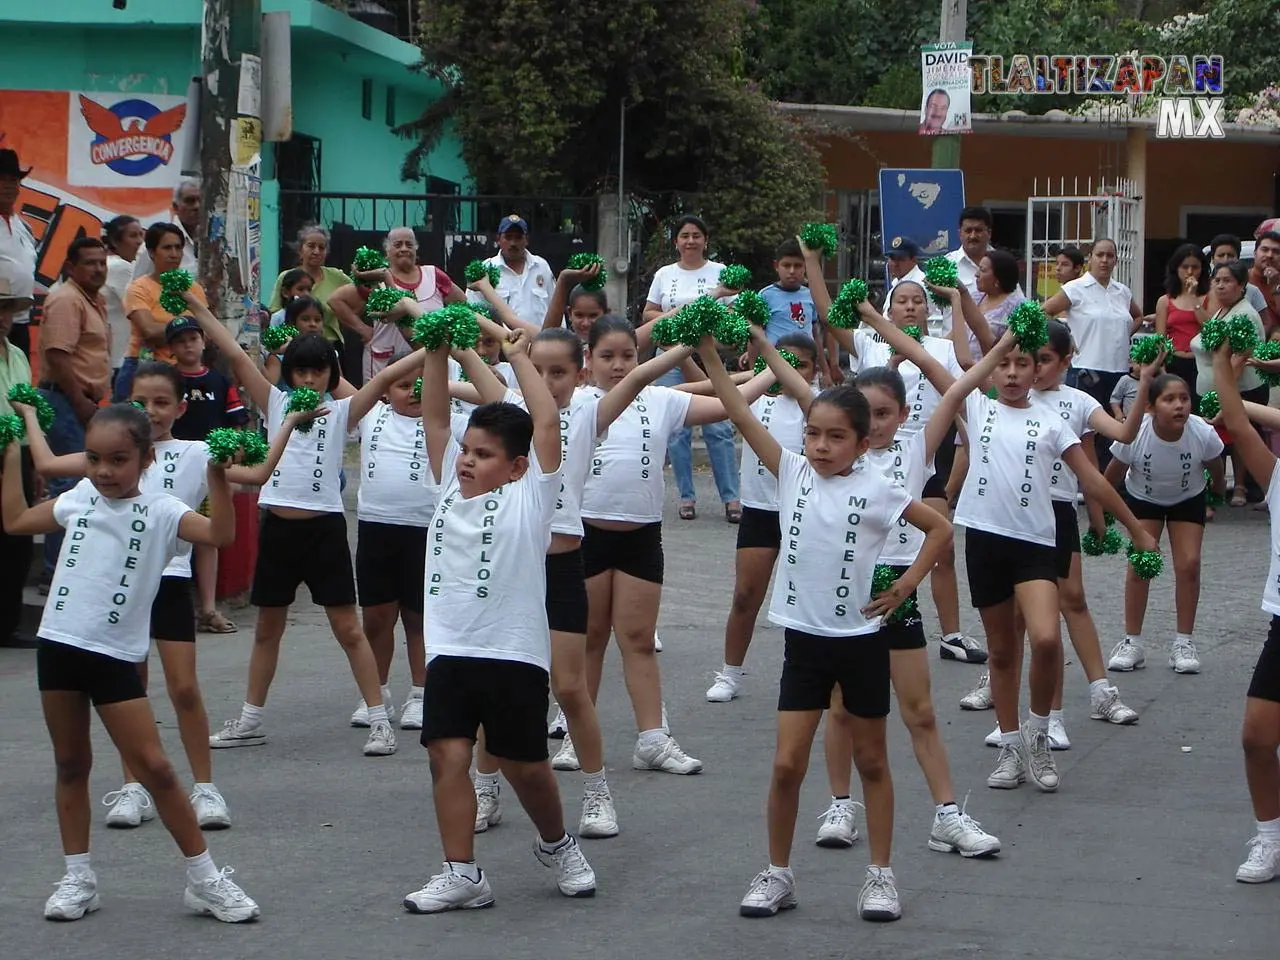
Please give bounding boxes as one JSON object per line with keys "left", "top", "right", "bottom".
{"left": 474, "top": 771, "right": 499, "bottom": 789}
{"left": 367, "top": 704, "right": 388, "bottom": 725}
{"left": 239, "top": 702, "right": 263, "bottom": 726}
{"left": 943, "top": 632, "right": 962, "bottom": 642}
{"left": 1028, "top": 711, "right": 1050, "bottom": 732}
{"left": 409, "top": 686, "right": 424, "bottom": 700}
{"left": 937, "top": 802, "right": 959, "bottom": 818}
{"left": 194, "top": 781, "right": 215, "bottom": 791}
{"left": 447, "top": 860, "right": 481, "bottom": 882}
{"left": 1049, "top": 709, "right": 1064, "bottom": 721}
{"left": 1125, "top": 633, "right": 1142, "bottom": 645}
{"left": 1089, "top": 679, "right": 1110, "bottom": 699}
{"left": 1000, "top": 730, "right": 1020, "bottom": 747}
{"left": 638, "top": 728, "right": 667, "bottom": 747}
{"left": 583, "top": 769, "right": 608, "bottom": 791}
{"left": 538, "top": 834, "right": 570, "bottom": 853}
{"left": 185, "top": 850, "right": 219, "bottom": 885}
{"left": 1258, "top": 817, "right": 1280, "bottom": 840}
{"left": 869, "top": 864, "right": 895, "bottom": 880}
{"left": 722, "top": 663, "right": 745, "bottom": 678}
{"left": 768, "top": 863, "right": 793, "bottom": 877}
{"left": 65, "top": 853, "right": 92, "bottom": 876}
{"left": 1175, "top": 632, "right": 1194, "bottom": 645}
{"left": 380, "top": 684, "right": 392, "bottom": 703}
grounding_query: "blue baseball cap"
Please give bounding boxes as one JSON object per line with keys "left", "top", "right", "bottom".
{"left": 164, "top": 315, "right": 202, "bottom": 343}
{"left": 497, "top": 214, "right": 529, "bottom": 234}
{"left": 886, "top": 236, "right": 921, "bottom": 259}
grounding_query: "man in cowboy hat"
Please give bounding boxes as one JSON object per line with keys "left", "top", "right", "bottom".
{"left": 0, "top": 275, "right": 37, "bottom": 647}
{"left": 0, "top": 148, "right": 38, "bottom": 357}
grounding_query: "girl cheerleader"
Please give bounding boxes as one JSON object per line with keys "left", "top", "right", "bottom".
{"left": 697, "top": 334, "right": 953, "bottom": 922}
{"left": 543, "top": 263, "right": 608, "bottom": 341}
{"left": 2, "top": 405, "right": 259, "bottom": 922}
{"left": 185, "top": 295, "right": 429, "bottom": 756}
{"left": 268, "top": 268, "right": 315, "bottom": 327}
{"left": 16, "top": 362, "right": 319, "bottom": 831}
{"left": 932, "top": 329, "right": 1155, "bottom": 794}
{"left": 1104, "top": 374, "right": 1227, "bottom": 674}
{"left": 263, "top": 295, "right": 329, "bottom": 384}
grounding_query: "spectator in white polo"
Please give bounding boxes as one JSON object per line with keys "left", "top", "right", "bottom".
{"left": 470, "top": 214, "right": 555, "bottom": 327}
{"left": 132, "top": 178, "right": 200, "bottom": 280}
{"left": 0, "top": 148, "right": 38, "bottom": 357}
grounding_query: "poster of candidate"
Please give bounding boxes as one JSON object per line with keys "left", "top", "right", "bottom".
{"left": 919, "top": 42, "right": 973, "bottom": 136}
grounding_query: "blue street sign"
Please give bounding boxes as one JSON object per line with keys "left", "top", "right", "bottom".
{"left": 878, "top": 168, "right": 966, "bottom": 260}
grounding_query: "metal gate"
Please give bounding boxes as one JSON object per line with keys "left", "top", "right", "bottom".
{"left": 1025, "top": 176, "right": 1144, "bottom": 304}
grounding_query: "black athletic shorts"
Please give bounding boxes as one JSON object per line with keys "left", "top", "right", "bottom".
{"left": 877, "top": 565, "right": 927, "bottom": 651}
{"left": 1122, "top": 488, "right": 1206, "bottom": 526}
{"left": 736, "top": 506, "right": 781, "bottom": 551}
{"left": 964, "top": 527, "right": 1059, "bottom": 608}
{"left": 356, "top": 520, "right": 428, "bottom": 612}
{"left": 37, "top": 640, "right": 146, "bottom": 706}
{"left": 777, "top": 628, "right": 891, "bottom": 719}
{"left": 1052, "top": 500, "right": 1081, "bottom": 580}
{"left": 921, "top": 423, "right": 958, "bottom": 500}
{"left": 581, "top": 521, "right": 663, "bottom": 583}
{"left": 545, "top": 549, "right": 588, "bottom": 635}
{"left": 251, "top": 511, "right": 357, "bottom": 608}
{"left": 421, "top": 655, "right": 550, "bottom": 762}
{"left": 1247, "top": 616, "right": 1280, "bottom": 704}
{"left": 150, "top": 576, "right": 196, "bottom": 642}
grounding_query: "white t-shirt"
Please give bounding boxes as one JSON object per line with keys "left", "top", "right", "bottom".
{"left": 768, "top": 449, "right": 911, "bottom": 637}
{"left": 466, "top": 252, "right": 555, "bottom": 327}
{"left": 104, "top": 255, "right": 134, "bottom": 369}
{"left": 646, "top": 261, "right": 725, "bottom": 312}
{"left": 954, "top": 393, "right": 1080, "bottom": 546}
{"left": 1032, "top": 385, "right": 1101, "bottom": 503}
{"left": 1110, "top": 414, "right": 1223, "bottom": 506}
{"left": 40, "top": 479, "right": 190, "bottom": 663}
{"left": 259, "top": 389, "right": 351, "bottom": 513}
{"left": 448, "top": 357, "right": 516, "bottom": 417}
{"left": 357, "top": 401, "right": 435, "bottom": 527}
{"left": 863, "top": 431, "right": 934, "bottom": 565}
{"left": 850, "top": 329, "right": 963, "bottom": 434}
{"left": 142, "top": 439, "right": 210, "bottom": 578}
{"left": 424, "top": 438, "right": 560, "bottom": 671}
{"left": 1260, "top": 463, "right": 1280, "bottom": 616}
{"left": 1061, "top": 273, "right": 1134, "bottom": 373}
{"left": 739, "top": 391, "right": 810, "bottom": 511}
{"left": 581, "top": 385, "right": 692, "bottom": 523}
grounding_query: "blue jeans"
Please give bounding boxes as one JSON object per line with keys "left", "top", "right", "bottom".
{"left": 656, "top": 365, "right": 740, "bottom": 504}
{"left": 112, "top": 356, "right": 140, "bottom": 403}
{"left": 39, "top": 389, "right": 87, "bottom": 576}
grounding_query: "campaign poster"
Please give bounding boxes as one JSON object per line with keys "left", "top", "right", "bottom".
{"left": 919, "top": 42, "right": 973, "bottom": 136}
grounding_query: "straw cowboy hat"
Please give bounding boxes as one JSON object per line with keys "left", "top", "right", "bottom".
{"left": 0, "top": 277, "right": 34, "bottom": 312}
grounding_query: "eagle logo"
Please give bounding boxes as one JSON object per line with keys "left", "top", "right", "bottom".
{"left": 79, "top": 95, "right": 187, "bottom": 177}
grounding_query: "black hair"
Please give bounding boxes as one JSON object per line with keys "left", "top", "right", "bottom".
{"left": 1208, "top": 233, "right": 1242, "bottom": 257}
{"left": 1149, "top": 372, "right": 1187, "bottom": 402}
{"left": 587, "top": 314, "right": 637, "bottom": 351}
{"left": 102, "top": 215, "right": 140, "bottom": 254}
{"left": 144, "top": 221, "right": 184, "bottom": 253}
{"left": 1260, "top": 230, "right": 1280, "bottom": 246}
{"left": 567, "top": 285, "right": 608, "bottom": 315}
{"left": 889, "top": 279, "right": 927, "bottom": 304}
{"left": 775, "top": 331, "right": 819, "bottom": 367}
{"left": 774, "top": 238, "right": 803, "bottom": 260}
{"left": 672, "top": 214, "right": 709, "bottom": 239}
{"left": 66, "top": 236, "right": 105, "bottom": 263}
{"left": 1163, "top": 243, "right": 1208, "bottom": 297}
{"left": 811, "top": 383, "right": 872, "bottom": 437}
{"left": 280, "top": 268, "right": 311, "bottom": 298}
{"left": 467, "top": 401, "right": 534, "bottom": 460}
{"left": 853, "top": 366, "right": 907, "bottom": 409}
{"left": 281, "top": 332, "right": 341, "bottom": 392}
{"left": 284, "top": 295, "right": 324, "bottom": 326}
{"left": 1091, "top": 237, "right": 1118, "bottom": 255}
{"left": 1212, "top": 259, "right": 1250, "bottom": 287}
{"left": 88, "top": 403, "right": 154, "bottom": 460}
{"left": 1043, "top": 319, "right": 1073, "bottom": 360}
{"left": 958, "top": 206, "right": 992, "bottom": 228}
{"left": 132, "top": 359, "right": 187, "bottom": 401}
{"left": 1056, "top": 245, "right": 1085, "bottom": 268}
{"left": 533, "top": 327, "right": 585, "bottom": 370}
{"left": 985, "top": 249, "right": 1019, "bottom": 294}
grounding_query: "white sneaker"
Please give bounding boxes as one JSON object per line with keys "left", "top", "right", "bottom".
{"left": 661, "top": 701, "right": 670, "bottom": 735}
{"left": 987, "top": 742, "right": 1026, "bottom": 789}
{"left": 183, "top": 866, "right": 261, "bottom": 923}
{"left": 209, "top": 717, "right": 266, "bottom": 748}
{"left": 350, "top": 695, "right": 396, "bottom": 728}
{"left": 1235, "top": 835, "right": 1280, "bottom": 883}
{"left": 548, "top": 705, "right": 567, "bottom": 739}
{"left": 363, "top": 720, "right": 397, "bottom": 757}
{"left": 1170, "top": 638, "right": 1201, "bottom": 674}
{"left": 1090, "top": 684, "right": 1139, "bottom": 724}
{"left": 706, "top": 671, "right": 742, "bottom": 703}
{"left": 632, "top": 734, "right": 702, "bottom": 774}
{"left": 44, "top": 871, "right": 99, "bottom": 921}
{"left": 815, "top": 798, "right": 859, "bottom": 848}
{"left": 534, "top": 836, "right": 596, "bottom": 897}
{"left": 191, "top": 784, "right": 231, "bottom": 830}
{"left": 474, "top": 779, "right": 502, "bottom": 833}
{"left": 960, "top": 671, "right": 993, "bottom": 710}
{"left": 1108, "top": 639, "right": 1146, "bottom": 671}
{"left": 552, "top": 734, "right": 581, "bottom": 771}
{"left": 984, "top": 725, "right": 1001, "bottom": 748}
{"left": 103, "top": 783, "right": 155, "bottom": 828}
{"left": 654, "top": 634, "right": 664, "bottom": 652}
{"left": 738, "top": 867, "right": 797, "bottom": 917}
{"left": 857, "top": 867, "right": 901, "bottom": 921}
{"left": 939, "top": 633, "right": 988, "bottom": 664}
{"left": 1048, "top": 716, "right": 1071, "bottom": 751}
{"left": 403, "top": 864, "right": 495, "bottom": 913}
{"left": 928, "top": 807, "right": 1001, "bottom": 858}
{"left": 400, "top": 695, "right": 424, "bottom": 730}
{"left": 1021, "top": 722, "right": 1060, "bottom": 792}
{"left": 579, "top": 784, "right": 619, "bottom": 839}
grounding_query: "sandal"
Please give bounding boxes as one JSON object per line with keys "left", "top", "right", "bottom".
{"left": 198, "top": 610, "right": 238, "bottom": 634}
{"left": 678, "top": 502, "right": 697, "bottom": 521}
{"left": 1230, "top": 487, "right": 1247, "bottom": 507}
{"left": 725, "top": 502, "right": 743, "bottom": 524}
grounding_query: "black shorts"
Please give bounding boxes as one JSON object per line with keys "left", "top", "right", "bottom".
{"left": 150, "top": 576, "right": 196, "bottom": 642}
{"left": 964, "top": 527, "right": 1059, "bottom": 608}
{"left": 356, "top": 520, "right": 428, "bottom": 612}
{"left": 545, "top": 549, "right": 588, "bottom": 635}
{"left": 1247, "top": 616, "right": 1280, "bottom": 704}
{"left": 581, "top": 521, "right": 663, "bottom": 583}
{"left": 877, "top": 565, "right": 927, "bottom": 651}
{"left": 251, "top": 511, "right": 357, "bottom": 608}
{"left": 1053, "top": 500, "right": 1081, "bottom": 579}
{"left": 736, "top": 506, "right": 781, "bottom": 551}
{"left": 921, "top": 423, "right": 958, "bottom": 500}
{"left": 1122, "top": 488, "right": 1206, "bottom": 526}
{"left": 37, "top": 640, "right": 146, "bottom": 706}
{"left": 421, "top": 655, "right": 549, "bottom": 762}
{"left": 777, "top": 628, "right": 891, "bottom": 719}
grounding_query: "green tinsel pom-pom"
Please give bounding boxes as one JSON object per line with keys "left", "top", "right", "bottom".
{"left": 443, "top": 303, "right": 481, "bottom": 351}
{"left": 1127, "top": 547, "right": 1164, "bottom": 580}
{"left": 413, "top": 310, "right": 452, "bottom": 351}
{"left": 470, "top": 301, "right": 493, "bottom": 319}
{"left": 1130, "top": 334, "right": 1173, "bottom": 365}
{"left": 923, "top": 257, "right": 959, "bottom": 307}
{"left": 890, "top": 326, "right": 924, "bottom": 354}
{"left": 8, "top": 384, "right": 56, "bottom": 432}
{"left": 287, "top": 387, "right": 322, "bottom": 434}
{"left": 719, "top": 265, "right": 751, "bottom": 291}
{"left": 714, "top": 310, "right": 751, "bottom": 350}
{"left": 205, "top": 428, "right": 244, "bottom": 465}
{"left": 826, "top": 278, "right": 869, "bottom": 330}
{"left": 566, "top": 253, "right": 608, "bottom": 291}
{"left": 1251, "top": 339, "right": 1280, "bottom": 387}
{"left": 464, "top": 260, "right": 502, "bottom": 288}
{"left": 1081, "top": 526, "right": 1123, "bottom": 556}
{"left": 411, "top": 377, "right": 423, "bottom": 402}
{"left": 1103, "top": 511, "right": 1116, "bottom": 526}
{"left": 239, "top": 431, "right": 268, "bottom": 467}
{"left": 352, "top": 246, "right": 388, "bottom": 272}
{"left": 0, "top": 413, "right": 23, "bottom": 448}
{"left": 365, "top": 287, "right": 414, "bottom": 317}
{"left": 755, "top": 349, "right": 802, "bottom": 396}
{"left": 1204, "top": 469, "right": 1224, "bottom": 507}
{"left": 158, "top": 269, "right": 193, "bottom": 315}
{"left": 655, "top": 295, "right": 729, "bottom": 348}
{"left": 800, "top": 223, "right": 838, "bottom": 258}
{"left": 1006, "top": 300, "right": 1049, "bottom": 352}
{"left": 260, "top": 325, "right": 297, "bottom": 352}
{"left": 1198, "top": 390, "right": 1220, "bottom": 420}
{"left": 733, "top": 289, "right": 770, "bottom": 327}
{"left": 870, "top": 564, "right": 918, "bottom": 625}
{"left": 1200, "top": 314, "right": 1260, "bottom": 354}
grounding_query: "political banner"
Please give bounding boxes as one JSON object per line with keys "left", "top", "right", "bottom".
{"left": 67, "top": 90, "right": 194, "bottom": 188}
{"left": 919, "top": 42, "right": 973, "bottom": 136}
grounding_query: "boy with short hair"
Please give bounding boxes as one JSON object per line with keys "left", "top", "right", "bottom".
{"left": 1109, "top": 360, "right": 1143, "bottom": 422}
{"left": 751, "top": 238, "right": 834, "bottom": 383}
{"left": 404, "top": 327, "right": 596, "bottom": 914}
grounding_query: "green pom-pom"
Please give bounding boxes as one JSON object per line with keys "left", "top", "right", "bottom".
{"left": 464, "top": 260, "right": 502, "bottom": 288}
{"left": 260, "top": 324, "right": 297, "bottom": 352}
{"left": 1198, "top": 390, "right": 1220, "bottom": 420}
{"left": 1103, "top": 511, "right": 1116, "bottom": 526}
{"left": 365, "top": 287, "right": 414, "bottom": 317}
{"left": 756, "top": 349, "right": 802, "bottom": 396}
{"left": 239, "top": 431, "right": 268, "bottom": 467}
{"left": 1006, "top": 300, "right": 1049, "bottom": 352}
{"left": 158, "top": 269, "right": 193, "bottom": 315}
{"left": 826, "top": 278, "right": 868, "bottom": 330}
{"left": 719, "top": 264, "right": 751, "bottom": 291}
{"left": 870, "top": 563, "right": 918, "bottom": 625}
{"left": 1251, "top": 339, "right": 1280, "bottom": 387}
{"left": 566, "top": 253, "right": 608, "bottom": 291}
{"left": 0, "top": 413, "right": 24, "bottom": 447}
{"left": 287, "top": 387, "right": 322, "bottom": 434}
{"left": 442, "top": 303, "right": 481, "bottom": 351}
{"left": 923, "top": 257, "right": 959, "bottom": 306}
{"left": 890, "top": 326, "right": 924, "bottom": 354}
{"left": 470, "top": 301, "right": 493, "bottom": 319}
{"left": 412, "top": 310, "right": 451, "bottom": 350}
{"left": 800, "top": 223, "right": 838, "bottom": 258}
{"left": 1129, "top": 334, "right": 1172, "bottom": 365}
{"left": 411, "top": 377, "right": 423, "bottom": 402}
{"left": 732, "top": 289, "right": 770, "bottom": 327}
{"left": 352, "top": 246, "right": 388, "bottom": 272}
{"left": 1204, "top": 469, "right": 1224, "bottom": 506}
{"left": 1127, "top": 547, "right": 1164, "bottom": 580}
{"left": 1200, "top": 314, "right": 1259, "bottom": 354}
{"left": 8, "top": 384, "right": 55, "bottom": 432}
{"left": 656, "top": 295, "right": 728, "bottom": 347}
{"left": 1082, "top": 527, "right": 1123, "bottom": 556}
{"left": 205, "top": 428, "right": 243, "bottom": 465}
{"left": 984, "top": 386, "right": 999, "bottom": 399}
{"left": 714, "top": 310, "right": 751, "bottom": 350}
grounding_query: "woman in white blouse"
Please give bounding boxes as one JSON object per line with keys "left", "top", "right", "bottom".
{"left": 102, "top": 215, "right": 145, "bottom": 381}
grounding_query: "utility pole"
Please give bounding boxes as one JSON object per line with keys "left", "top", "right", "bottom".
{"left": 931, "top": 0, "right": 967, "bottom": 169}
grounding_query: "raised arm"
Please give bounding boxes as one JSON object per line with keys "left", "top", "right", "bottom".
{"left": 13, "top": 403, "right": 88, "bottom": 478}
{"left": 1214, "top": 345, "right": 1277, "bottom": 491}
{"left": 697, "top": 336, "right": 781, "bottom": 476}
{"left": 421, "top": 345, "right": 453, "bottom": 484}
{"left": 684, "top": 365, "right": 777, "bottom": 426}
{"left": 183, "top": 293, "right": 274, "bottom": 410}
{"left": 224, "top": 406, "right": 330, "bottom": 486}
{"left": 543, "top": 265, "right": 600, "bottom": 331}
{"left": 595, "top": 344, "right": 695, "bottom": 432}
{"left": 348, "top": 349, "right": 428, "bottom": 423}
{"left": 470, "top": 275, "right": 540, "bottom": 334}
{"left": 923, "top": 329, "right": 1016, "bottom": 463}
{"left": 453, "top": 346, "right": 509, "bottom": 406}
{"left": 503, "top": 331, "right": 560, "bottom": 473}
{"left": 955, "top": 285, "right": 995, "bottom": 360}
{"left": 749, "top": 326, "right": 815, "bottom": 415}
{"left": 1, "top": 441, "right": 60, "bottom": 535}
{"left": 855, "top": 301, "right": 955, "bottom": 395}
{"left": 177, "top": 462, "right": 235, "bottom": 547}
{"left": 1085, "top": 348, "right": 1162, "bottom": 444}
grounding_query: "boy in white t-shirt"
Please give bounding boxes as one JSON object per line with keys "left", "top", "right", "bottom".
{"left": 404, "top": 329, "right": 597, "bottom": 914}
